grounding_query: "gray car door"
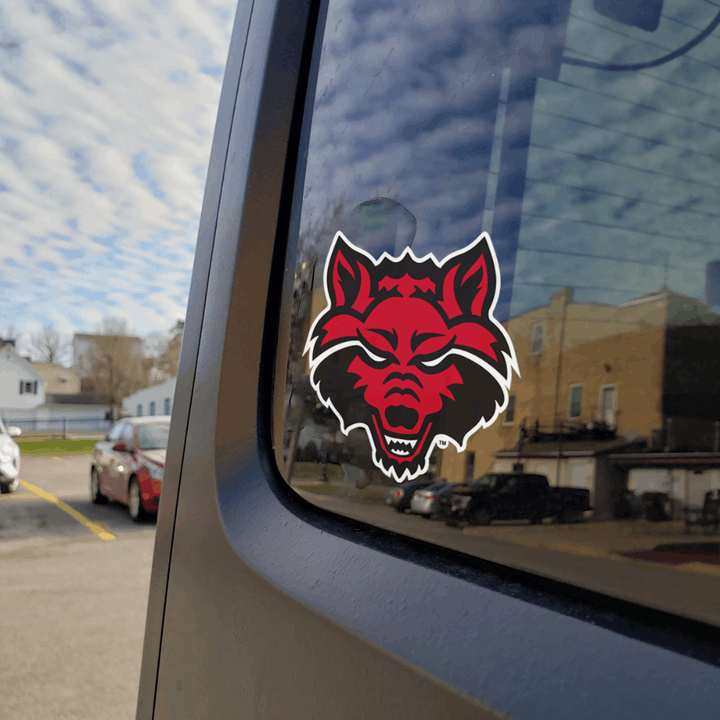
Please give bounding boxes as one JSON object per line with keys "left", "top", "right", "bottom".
{"left": 136, "top": 1, "right": 720, "bottom": 718}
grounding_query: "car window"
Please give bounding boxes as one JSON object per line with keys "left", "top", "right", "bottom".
{"left": 474, "top": 475, "right": 496, "bottom": 488}
{"left": 136, "top": 423, "right": 170, "bottom": 451}
{"left": 119, "top": 423, "right": 134, "bottom": 449}
{"left": 106, "top": 422, "right": 125, "bottom": 443}
{"left": 275, "top": 0, "right": 720, "bottom": 630}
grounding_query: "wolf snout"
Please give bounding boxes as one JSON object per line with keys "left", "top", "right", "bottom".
{"left": 385, "top": 405, "right": 419, "bottom": 430}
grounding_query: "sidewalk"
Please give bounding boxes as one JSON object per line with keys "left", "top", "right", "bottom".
{"left": 463, "top": 520, "right": 720, "bottom": 577}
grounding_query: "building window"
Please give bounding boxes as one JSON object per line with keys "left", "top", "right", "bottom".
{"left": 504, "top": 394, "right": 516, "bottom": 424}
{"left": 19, "top": 381, "right": 36, "bottom": 395}
{"left": 599, "top": 385, "right": 617, "bottom": 427}
{"left": 464, "top": 451, "right": 476, "bottom": 481}
{"left": 531, "top": 324, "right": 543, "bottom": 353}
{"left": 164, "top": 398, "right": 171, "bottom": 415}
{"left": 149, "top": 401, "right": 156, "bottom": 416}
{"left": 568, "top": 385, "right": 583, "bottom": 419}
{"left": 137, "top": 404, "right": 143, "bottom": 417}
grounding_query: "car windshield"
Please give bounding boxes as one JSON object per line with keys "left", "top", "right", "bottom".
{"left": 136, "top": 423, "right": 170, "bottom": 451}
{"left": 474, "top": 476, "right": 496, "bottom": 488}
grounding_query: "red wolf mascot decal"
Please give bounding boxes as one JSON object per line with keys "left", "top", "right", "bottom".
{"left": 304, "top": 232, "right": 518, "bottom": 483}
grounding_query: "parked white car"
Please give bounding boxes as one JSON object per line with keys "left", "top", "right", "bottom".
{"left": 409, "top": 482, "right": 448, "bottom": 518}
{"left": 0, "top": 418, "right": 22, "bottom": 493}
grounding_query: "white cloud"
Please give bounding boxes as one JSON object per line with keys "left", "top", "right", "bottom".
{"left": 0, "top": 0, "right": 235, "bottom": 338}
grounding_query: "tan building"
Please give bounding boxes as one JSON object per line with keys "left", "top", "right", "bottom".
{"left": 300, "top": 277, "right": 720, "bottom": 515}
{"left": 439, "top": 286, "right": 720, "bottom": 516}
{"left": 31, "top": 363, "right": 81, "bottom": 394}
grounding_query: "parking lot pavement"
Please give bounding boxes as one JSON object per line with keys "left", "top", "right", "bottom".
{"left": 0, "top": 454, "right": 156, "bottom": 720}
{"left": 296, "top": 488, "right": 720, "bottom": 628}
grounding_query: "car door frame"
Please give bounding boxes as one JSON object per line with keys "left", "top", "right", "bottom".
{"left": 136, "top": 1, "right": 720, "bottom": 718}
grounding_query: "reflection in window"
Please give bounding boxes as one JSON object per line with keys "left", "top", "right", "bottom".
{"left": 278, "top": 0, "right": 720, "bottom": 629}
{"left": 137, "top": 404, "right": 142, "bottom": 417}
{"left": 599, "top": 385, "right": 616, "bottom": 427}
{"left": 568, "top": 385, "right": 583, "bottom": 419}
{"left": 505, "top": 395, "right": 516, "bottom": 424}
{"left": 531, "top": 325, "right": 544, "bottom": 354}
{"left": 464, "top": 451, "right": 475, "bottom": 482}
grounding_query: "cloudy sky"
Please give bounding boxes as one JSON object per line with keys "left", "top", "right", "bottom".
{"left": 0, "top": 0, "right": 235, "bottom": 354}
{"left": 4, "top": 0, "right": 720, "bottom": 363}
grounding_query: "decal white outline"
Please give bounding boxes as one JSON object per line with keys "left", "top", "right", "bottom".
{"left": 303, "top": 230, "right": 519, "bottom": 483}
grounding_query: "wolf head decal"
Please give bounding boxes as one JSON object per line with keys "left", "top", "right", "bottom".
{"left": 304, "top": 231, "right": 518, "bottom": 483}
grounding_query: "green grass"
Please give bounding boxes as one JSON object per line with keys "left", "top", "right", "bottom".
{"left": 16, "top": 438, "right": 98, "bottom": 456}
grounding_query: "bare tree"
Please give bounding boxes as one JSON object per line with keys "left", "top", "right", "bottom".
{"left": 86, "top": 317, "right": 149, "bottom": 418}
{"left": 30, "top": 325, "right": 68, "bottom": 364}
{"left": 159, "top": 319, "right": 184, "bottom": 377}
{"left": 141, "top": 320, "right": 184, "bottom": 382}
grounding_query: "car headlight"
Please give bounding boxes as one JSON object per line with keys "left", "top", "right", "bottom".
{"left": 148, "top": 465, "right": 164, "bottom": 481}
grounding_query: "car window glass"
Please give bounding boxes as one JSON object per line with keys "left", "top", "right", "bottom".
{"left": 119, "top": 424, "right": 134, "bottom": 449}
{"left": 136, "top": 423, "right": 170, "bottom": 451}
{"left": 276, "top": 0, "right": 720, "bottom": 630}
{"left": 107, "top": 423, "right": 124, "bottom": 443}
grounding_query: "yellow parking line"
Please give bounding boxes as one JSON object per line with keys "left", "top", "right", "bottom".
{"left": 19, "top": 480, "right": 116, "bottom": 541}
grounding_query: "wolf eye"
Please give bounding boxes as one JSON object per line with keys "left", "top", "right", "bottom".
{"left": 361, "top": 344, "right": 389, "bottom": 364}
{"left": 418, "top": 350, "right": 454, "bottom": 369}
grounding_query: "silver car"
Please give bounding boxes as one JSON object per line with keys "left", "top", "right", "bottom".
{"left": 410, "top": 482, "right": 448, "bottom": 518}
{"left": 0, "top": 417, "right": 22, "bottom": 494}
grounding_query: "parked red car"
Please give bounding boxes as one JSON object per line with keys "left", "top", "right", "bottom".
{"left": 90, "top": 417, "right": 170, "bottom": 521}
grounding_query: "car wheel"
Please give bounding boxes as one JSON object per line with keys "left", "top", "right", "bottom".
{"left": 128, "top": 478, "right": 147, "bottom": 522}
{"left": 470, "top": 508, "right": 492, "bottom": 526}
{"left": 90, "top": 468, "right": 108, "bottom": 505}
{"left": 444, "top": 518, "right": 459, "bottom": 528}
{"left": 394, "top": 506, "right": 406, "bottom": 513}
{"left": 0, "top": 477, "right": 19, "bottom": 494}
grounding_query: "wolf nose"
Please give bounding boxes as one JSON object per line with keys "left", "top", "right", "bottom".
{"left": 385, "top": 406, "right": 418, "bottom": 430}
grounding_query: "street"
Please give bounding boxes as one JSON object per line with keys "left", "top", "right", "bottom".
{"left": 0, "top": 455, "right": 155, "bottom": 720}
{"left": 2, "top": 457, "right": 720, "bottom": 720}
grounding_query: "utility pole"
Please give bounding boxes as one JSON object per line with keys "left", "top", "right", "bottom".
{"left": 553, "top": 290, "right": 569, "bottom": 487}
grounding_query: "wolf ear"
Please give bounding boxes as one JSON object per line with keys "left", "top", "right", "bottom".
{"left": 438, "top": 234, "right": 496, "bottom": 320}
{"left": 326, "top": 232, "right": 374, "bottom": 314}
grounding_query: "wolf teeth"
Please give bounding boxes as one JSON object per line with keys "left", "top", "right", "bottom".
{"left": 384, "top": 435, "right": 417, "bottom": 451}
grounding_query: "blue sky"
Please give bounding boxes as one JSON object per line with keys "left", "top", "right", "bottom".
{"left": 0, "top": 0, "right": 235, "bottom": 353}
